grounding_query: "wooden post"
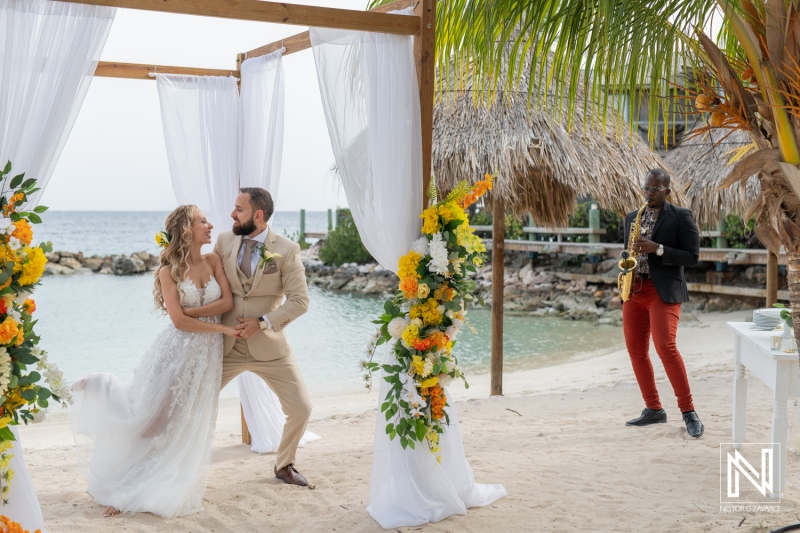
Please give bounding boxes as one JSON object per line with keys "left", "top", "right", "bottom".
{"left": 327, "top": 208, "right": 333, "bottom": 231}
{"left": 767, "top": 251, "right": 779, "bottom": 307}
{"left": 491, "top": 196, "right": 504, "bottom": 396}
{"left": 716, "top": 212, "right": 728, "bottom": 272}
{"left": 588, "top": 203, "right": 600, "bottom": 244}
{"left": 236, "top": 51, "right": 252, "bottom": 446}
{"left": 414, "top": 0, "right": 435, "bottom": 210}
{"left": 300, "top": 208, "right": 307, "bottom": 244}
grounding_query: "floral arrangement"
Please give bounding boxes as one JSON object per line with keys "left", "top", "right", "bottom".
{"left": 154, "top": 230, "right": 170, "bottom": 249}
{"left": 0, "top": 162, "right": 68, "bottom": 503}
{"left": 362, "top": 175, "right": 493, "bottom": 461}
{"left": 0, "top": 515, "right": 39, "bottom": 533}
{"left": 256, "top": 246, "right": 281, "bottom": 269}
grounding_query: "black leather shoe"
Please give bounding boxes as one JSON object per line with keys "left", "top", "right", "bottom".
{"left": 625, "top": 408, "right": 667, "bottom": 426}
{"left": 682, "top": 410, "right": 704, "bottom": 438}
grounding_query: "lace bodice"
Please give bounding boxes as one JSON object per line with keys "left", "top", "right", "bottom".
{"left": 179, "top": 277, "right": 221, "bottom": 324}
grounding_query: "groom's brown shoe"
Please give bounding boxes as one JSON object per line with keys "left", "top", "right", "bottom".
{"left": 274, "top": 464, "right": 308, "bottom": 487}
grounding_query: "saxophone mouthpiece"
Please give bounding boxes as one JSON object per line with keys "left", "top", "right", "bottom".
{"left": 621, "top": 250, "right": 630, "bottom": 260}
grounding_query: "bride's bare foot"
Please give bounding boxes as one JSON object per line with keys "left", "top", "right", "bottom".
{"left": 103, "top": 506, "right": 121, "bottom": 517}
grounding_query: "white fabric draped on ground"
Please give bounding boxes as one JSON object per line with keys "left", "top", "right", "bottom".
{"left": 0, "top": 0, "right": 115, "bottom": 527}
{"left": 156, "top": 55, "right": 319, "bottom": 454}
{"left": 311, "top": 9, "right": 505, "bottom": 528}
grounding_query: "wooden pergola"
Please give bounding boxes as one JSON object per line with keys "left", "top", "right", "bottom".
{"left": 55, "top": 0, "right": 442, "bottom": 443}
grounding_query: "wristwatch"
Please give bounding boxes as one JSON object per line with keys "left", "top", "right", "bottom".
{"left": 656, "top": 244, "right": 664, "bottom": 256}
{"left": 258, "top": 316, "right": 268, "bottom": 331}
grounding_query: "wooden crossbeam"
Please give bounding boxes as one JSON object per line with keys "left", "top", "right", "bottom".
{"left": 243, "top": 0, "right": 417, "bottom": 60}
{"left": 94, "top": 61, "right": 239, "bottom": 80}
{"left": 58, "top": 0, "right": 419, "bottom": 35}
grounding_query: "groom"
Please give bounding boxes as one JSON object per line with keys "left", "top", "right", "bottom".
{"left": 214, "top": 187, "right": 312, "bottom": 486}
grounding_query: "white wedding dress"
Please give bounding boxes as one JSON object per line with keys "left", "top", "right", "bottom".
{"left": 71, "top": 277, "right": 224, "bottom": 518}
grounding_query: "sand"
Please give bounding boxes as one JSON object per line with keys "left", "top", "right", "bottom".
{"left": 13, "top": 310, "right": 800, "bottom": 532}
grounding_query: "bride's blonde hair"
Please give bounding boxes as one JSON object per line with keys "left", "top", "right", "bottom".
{"left": 153, "top": 205, "right": 198, "bottom": 313}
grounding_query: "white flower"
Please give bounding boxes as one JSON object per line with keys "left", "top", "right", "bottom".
{"left": 445, "top": 326, "right": 458, "bottom": 339}
{"left": 438, "top": 373, "right": 452, "bottom": 386}
{"left": 0, "top": 218, "right": 12, "bottom": 232}
{"left": 452, "top": 318, "right": 463, "bottom": 330}
{"left": 437, "top": 305, "right": 446, "bottom": 314}
{"left": 388, "top": 317, "right": 408, "bottom": 339}
{"left": 427, "top": 233, "right": 450, "bottom": 276}
{"left": 422, "top": 360, "right": 434, "bottom": 377}
{"left": 443, "top": 358, "right": 456, "bottom": 373}
{"left": 409, "top": 406, "right": 424, "bottom": 418}
{"left": 7, "top": 236, "right": 21, "bottom": 250}
{"left": 411, "top": 237, "right": 429, "bottom": 257}
{"left": 410, "top": 318, "right": 423, "bottom": 328}
{"left": 0, "top": 348, "right": 10, "bottom": 397}
{"left": 7, "top": 309, "right": 20, "bottom": 322}
{"left": 446, "top": 310, "right": 455, "bottom": 319}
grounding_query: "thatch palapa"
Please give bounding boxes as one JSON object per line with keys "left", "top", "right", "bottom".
{"left": 433, "top": 54, "right": 674, "bottom": 227}
{"left": 664, "top": 128, "right": 760, "bottom": 227}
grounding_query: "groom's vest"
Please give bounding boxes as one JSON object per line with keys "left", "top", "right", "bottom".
{"left": 215, "top": 230, "right": 309, "bottom": 362}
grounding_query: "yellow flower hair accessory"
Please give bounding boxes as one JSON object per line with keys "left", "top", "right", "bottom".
{"left": 155, "top": 230, "right": 170, "bottom": 249}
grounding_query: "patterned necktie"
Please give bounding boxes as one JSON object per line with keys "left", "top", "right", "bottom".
{"left": 240, "top": 239, "right": 258, "bottom": 278}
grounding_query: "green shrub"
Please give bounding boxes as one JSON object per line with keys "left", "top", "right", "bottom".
{"left": 468, "top": 209, "right": 525, "bottom": 239}
{"left": 700, "top": 213, "right": 763, "bottom": 249}
{"left": 319, "top": 208, "right": 374, "bottom": 266}
{"left": 568, "top": 202, "right": 625, "bottom": 243}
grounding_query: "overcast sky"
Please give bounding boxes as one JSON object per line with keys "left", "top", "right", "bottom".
{"left": 40, "top": 1, "right": 369, "bottom": 212}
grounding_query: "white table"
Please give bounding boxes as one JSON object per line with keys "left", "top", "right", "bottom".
{"left": 728, "top": 321, "right": 800, "bottom": 497}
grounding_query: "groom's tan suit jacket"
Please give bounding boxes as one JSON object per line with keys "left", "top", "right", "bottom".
{"left": 213, "top": 228, "right": 309, "bottom": 361}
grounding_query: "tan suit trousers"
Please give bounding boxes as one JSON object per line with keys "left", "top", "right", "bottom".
{"left": 222, "top": 339, "right": 312, "bottom": 470}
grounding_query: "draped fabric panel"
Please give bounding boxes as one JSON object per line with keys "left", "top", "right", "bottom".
{"left": 0, "top": 0, "right": 115, "bottom": 207}
{"left": 310, "top": 8, "right": 422, "bottom": 274}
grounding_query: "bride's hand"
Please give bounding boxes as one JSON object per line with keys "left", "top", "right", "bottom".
{"left": 221, "top": 326, "right": 239, "bottom": 338}
{"left": 183, "top": 306, "right": 197, "bottom": 318}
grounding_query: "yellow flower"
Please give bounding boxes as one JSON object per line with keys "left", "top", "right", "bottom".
{"left": 426, "top": 428, "right": 440, "bottom": 443}
{"left": 410, "top": 355, "right": 425, "bottom": 376}
{"left": 11, "top": 219, "right": 32, "bottom": 246}
{"left": 401, "top": 323, "right": 420, "bottom": 347}
{"left": 17, "top": 246, "right": 46, "bottom": 286}
{"left": 0, "top": 415, "right": 11, "bottom": 429}
{"left": 473, "top": 256, "right": 483, "bottom": 267}
{"left": 438, "top": 202, "right": 467, "bottom": 224}
{"left": 155, "top": 230, "right": 169, "bottom": 248}
{"left": 420, "top": 376, "right": 439, "bottom": 389}
{"left": 420, "top": 206, "right": 440, "bottom": 235}
{"left": 398, "top": 251, "right": 422, "bottom": 280}
{"left": 417, "top": 283, "right": 430, "bottom": 299}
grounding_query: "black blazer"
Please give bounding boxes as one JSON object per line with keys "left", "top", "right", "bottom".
{"left": 623, "top": 201, "right": 700, "bottom": 304}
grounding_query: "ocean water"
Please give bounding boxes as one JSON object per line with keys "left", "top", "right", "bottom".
{"left": 30, "top": 211, "right": 625, "bottom": 401}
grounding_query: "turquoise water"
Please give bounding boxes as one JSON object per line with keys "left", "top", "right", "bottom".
{"left": 29, "top": 211, "right": 625, "bottom": 400}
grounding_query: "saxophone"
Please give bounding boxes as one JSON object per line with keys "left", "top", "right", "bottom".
{"left": 618, "top": 203, "right": 648, "bottom": 302}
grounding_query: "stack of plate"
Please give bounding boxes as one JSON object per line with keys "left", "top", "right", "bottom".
{"left": 752, "top": 308, "right": 789, "bottom": 330}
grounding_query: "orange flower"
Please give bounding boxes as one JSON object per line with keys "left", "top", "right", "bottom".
{"left": 399, "top": 277, "right": 419, "bottom": 299}
{"left": 11, "top": 220, "right": 32, "bottom": 246}
{"left": 413, "top": 338, "right": 434, "bottom": 352}
{"left": 3, "top": 194, "right": 25, "bottom": 217}
{"left": 21, "top": 299, "right": 34, "bottom": 314}
{"left": 427, "top": 384, "right": 446, "bottom": 420}
{"left": 0, "top": 318, "right": 18, "bottom": 345}
{"left": 0, "top": 514, "right": 41, "bottom": 533}
{"left": 14, "top": 327, "right": 23, "bottom": 347}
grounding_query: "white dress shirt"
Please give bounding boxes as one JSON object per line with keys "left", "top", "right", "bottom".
{"left": 236, "top": 227, "right": 272, "bottom": 330}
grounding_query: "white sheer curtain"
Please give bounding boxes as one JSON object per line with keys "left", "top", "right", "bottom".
{"left": 156, "top": 74, "right": 240, "bottom": 238}
{"left": 311, "top": 9, "right": 505, "bottom": 528}
{"left": 0, "top": 2, "right": 115, "bottom": 528}
{"left": 156, "top": 55, "right": 319, "bottom": 454}
{"left": 0, "top": 0, "right": 115, "bottom": 207}
{"left": 310, "top": 9, "right": 422, "bottom": 274}
{"left": 240, "top": 50, "right": 285, "bottom": 194}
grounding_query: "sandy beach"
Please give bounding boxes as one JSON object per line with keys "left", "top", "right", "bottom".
{"left": 13, "top": 309, "right": 800, "bottom": 532}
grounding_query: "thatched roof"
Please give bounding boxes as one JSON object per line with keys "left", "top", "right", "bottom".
{"left": 433, "top": 56, "right": 677, "bottom": 226}
{"left": 664, "top": 128, "right": 759, "bottom": 226}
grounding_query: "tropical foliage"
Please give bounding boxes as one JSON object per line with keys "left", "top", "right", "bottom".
{"left": 0, "top": 162, "right": 67, "bottom": 503}
{"left": 361, "top": 176, "right": 492, "bottom": 460}
{"left": 319, "top": 208, "right": 373, "bottom": 266}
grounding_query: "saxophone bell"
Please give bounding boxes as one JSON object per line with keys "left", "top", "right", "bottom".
{"left": 618, "top": 250, "right": 637, "bottom": 273}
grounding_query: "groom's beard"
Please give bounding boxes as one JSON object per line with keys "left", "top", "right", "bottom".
{"left": 232, "top": 216, "right": 257, "bottom": 236}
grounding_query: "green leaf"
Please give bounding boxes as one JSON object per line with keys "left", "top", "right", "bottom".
{"left": 9, "top": 173, "right": 24, "bottom": 189}
{"left": 2, "top": 161, "right": 11, "bottom": 175}
{"left": 27, "top": 213, "right": 41, "bottom": 224}
{"left": 385, "top": 422, "right": 395, "bottom": 434}
{"left": 400, "top": 436, "right": 408, "bottom": 449}
{"left": 8, "top": 375, "right": 17, "bottom": 390}
{"left": 33, "top": 205, "right": 48, "bottom": 214}
{"left": 385, "top": 408, "right": 394, "bottom": 421}
{"left": 20, "top": 178, "right": 35, "bottom": 190}
{"left": 26, "top": 371, "right": 41, "bottom": 383}
{"left": 416, "top": 418, "right": 426, "bottom": 441}
{"left": 0, "top": 426, "right": 14, "bottom": 442}
{"left": 37, "top": 398, "right": 48, "bottom": 409}
{"left": 406, "top": 438, "right": 415, "bottom": 449}
{"left": 21, "top": 389, "right": 35, "bottom": 402}
{"left": 389, "top": 429, "right": 397, "bottom": 440}
{"left": 37, "top": 388, "right": 50, "bottom": 400}
{"left": 381, "top": 400, "right": 392, "bottom": 412}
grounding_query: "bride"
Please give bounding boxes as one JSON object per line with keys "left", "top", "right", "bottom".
{"left": 71, "top": 205, "right": 239, "bottom": 518}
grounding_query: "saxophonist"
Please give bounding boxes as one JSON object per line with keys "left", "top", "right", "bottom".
{"left": 622, "top": 168, "right": 703, "bottom": 438}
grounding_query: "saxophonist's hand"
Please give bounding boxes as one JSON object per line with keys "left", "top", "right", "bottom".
{"left": 633, "top": 237, "right": 660, "bottom": 254}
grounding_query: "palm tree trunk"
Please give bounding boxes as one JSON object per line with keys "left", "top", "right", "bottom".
{"left": 789, "top": 253, "right": 800, "bottom": 350}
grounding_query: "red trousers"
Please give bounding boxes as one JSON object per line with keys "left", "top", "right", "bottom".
{"left": 622, "top": 279, "right": 694, "bottom": 413}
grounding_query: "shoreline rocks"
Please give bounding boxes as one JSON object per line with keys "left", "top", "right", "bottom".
{"left": 44, "top": 251, "right": 159, "bottom": 276}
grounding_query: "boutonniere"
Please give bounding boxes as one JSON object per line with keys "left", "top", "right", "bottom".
{"left": 256, "top": 245, "right": 281, "bottom": 269}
